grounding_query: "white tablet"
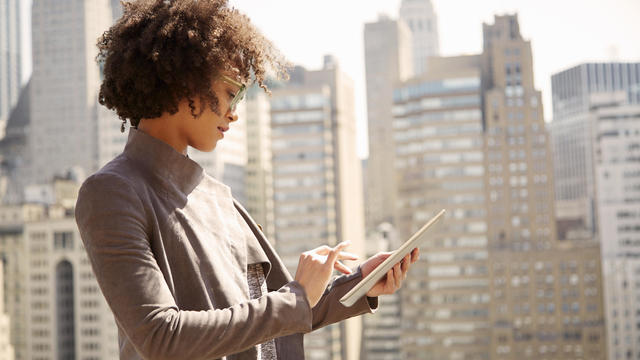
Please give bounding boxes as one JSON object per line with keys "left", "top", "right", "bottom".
{"left": 340, "top": 209, "right": 446, "bottom": 307}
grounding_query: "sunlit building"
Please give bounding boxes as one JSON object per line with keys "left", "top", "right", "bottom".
{"left": 399, "top": 0, "right": 440, "bottom": 75}
{"left": 270, "top": 56, "right": 365, "bottom": 360}
{"left": 590, "top": 92, "right": 640, "bottom": 360}
{"left": 0, "top": 80, "right": 30, "bottom": 205}
{"left": 363, "top": 15, "right": 413, "bottom": 231}
{"left": 0, "top": 0, "right": 23, "bottom": 138}
{"left": 361, "top": 223, "right": 403, "bottom": 360}
{"left": 28, "top": 0, "right": 120, "bottom": 187}
{"left": 244, "top": 87, "right": 276, "bottom": 241}
{"left": 393, "top": 55, "right": 490, "bottom": 359}
{"left": 24, "top": 207, "right": 119, "bottom": 359}
{"left": 482, "top": 15, "right": 606, "bottom": 359}
{"left": 0, "top": 263, "right": 14, "bottom": 359}
{"left": 0, "top": 178, "right": 118, "bottom": 360}
{"left": 0, "top": 202, "right": 44, "bottom": 360}
{"left": 550, "top": 62, "right": 640, "bottom": 240}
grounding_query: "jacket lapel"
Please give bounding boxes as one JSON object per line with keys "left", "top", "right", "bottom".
{"left": 233, "top": 199, "right": 293, "bottom": 288}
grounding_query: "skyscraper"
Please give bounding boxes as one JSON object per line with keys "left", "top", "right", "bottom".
{"left": 550, "top": 63, "right": 640, "bottom": 240}
{"left": 399, "top": 0, "right": 440, "bottom": 75}
{"left": 244, "top": 87, "right": 276, "bottom": 241}
{"left": 361, "top": 223, "right": 402, "bottom": 360}
{"left": 270, "top": 57, "right": 365, "bottom": 360}
{"left": 482, "top": 15, "right": 606, "bottom": 359}
{"left": 0, "top": 257, "right": 14, "bottom": 360}
{"left": 363, "top": 15, "right": 412, "bottom": 232}
{"left": 0, "top": 80, "right": 30, "bottom": 205}
{"left": 392, "top": 55, "right": 490, "bottom": 359}
{"left": 28, "top": 0, "right": 117, "bottom": 187}
{"left": 24, "top": 203, "right": 119, "bottom": 359}
{"left": 589, "top": 92, "right": 640, "bottom": 360}
{"left": 0, "top": 0, "right": 22, "bottom": 138}
{"left": 0, "top": 203, "right": 43, "bottom": 360}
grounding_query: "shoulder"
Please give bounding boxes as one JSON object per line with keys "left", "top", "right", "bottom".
{"left": 76, "top": 154, "right": 147, "bottom": 215}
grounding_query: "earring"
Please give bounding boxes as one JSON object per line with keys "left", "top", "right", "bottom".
{"left": 120, "top": 119, "right": 126, "bottom": 133}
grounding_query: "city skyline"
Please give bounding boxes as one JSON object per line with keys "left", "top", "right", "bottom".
{"left": 15, "top": 1, "right": 640, "bottom": 157}
{"left": 0, "top": 1, "right": 637, "bottom": 359}
{"left": 230, "top": 0, "right": 640, "bottom": 158}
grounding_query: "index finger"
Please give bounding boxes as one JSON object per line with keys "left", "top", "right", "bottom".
{"left": 326, "top": 241, "right": 351, "bottom": 265}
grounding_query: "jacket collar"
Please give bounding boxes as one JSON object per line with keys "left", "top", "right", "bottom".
{"left": 122, "top": 128, "right": 205, "bottom": 194}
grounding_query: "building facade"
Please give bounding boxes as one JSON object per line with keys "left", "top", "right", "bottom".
{"left": 270, "top": 57, "right": 365, "bottom": 360}
{"left": 590, "top": 93, "right": 640, "bottom": 360}
{"left": 0, "top": 203, "right": 45, "bottom": 360}
{"left": 244, "top": 87, "right": 276, "bottom": 241}
{"left": 0, "top": 262, "right": 14, "bottom": 359}
{"left": 361, "top": 223, "right": 402, "bottom": 360}
{"left": 399, "top": 0, "right": 440, "bottom": 75}
{"left": 24, "top": 209, "right": 119, "bottom": 359}
{"left": 29, "top": 0, "right": 119, "bottom": 187}
{"left": 363, "top": 15, "right": 413, "bottom": 232}
{"left": 550, "top": 62, "right": 640, "bottom": 240}
{"left": 482, "top": 15, "right": 606, "bottom": 359}
{"left": 0, "top": 0, "right": 22, "bottom": 138}
{"left": 393, "top": 55, "right": 490, "bottom": 359}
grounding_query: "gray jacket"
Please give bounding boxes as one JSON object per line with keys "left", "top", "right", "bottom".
{"left": 75, "top": 128, "right": 376, "bottom": 360}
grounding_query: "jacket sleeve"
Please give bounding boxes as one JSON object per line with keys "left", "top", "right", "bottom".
{"left": 311, "top": 266, "right": 379, "bottom": 330}
{"left": 75, "top": 173, "right": 313, "bottom": 360}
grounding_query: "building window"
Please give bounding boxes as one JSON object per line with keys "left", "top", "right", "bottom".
{"left": 54, "top": 232, "right": 73, "bottom": 250}
{"left": 56, "top": 260, "right": 75, "bottom": 359}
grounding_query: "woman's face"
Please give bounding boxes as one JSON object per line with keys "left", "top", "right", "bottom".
{"left": 178, "top": 73, "right": 243, "bottom": 152}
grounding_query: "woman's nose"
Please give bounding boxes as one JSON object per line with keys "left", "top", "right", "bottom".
{"left": 227, "top": 109, "right": 238, "bottom": 122}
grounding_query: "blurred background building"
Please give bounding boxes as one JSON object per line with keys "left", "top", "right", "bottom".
{"left": 399, "top": 0, "right": 440, "bottom": 76}
{"left": 363, "top": 14, "right": 413, "bottom": 232}
{"left": 550, "top": 62, "right": 640, "bottom": 360}
{"left": 362, "top": 12, "right": 608, "bottom": 360}
{"left": 269, "top": 56, "right": 366, "bottom": 360}
{"left": 0, "top": 0, "right": 22, "bottom": 140}
{"left": 1, "top": 0, "right": 637, "bottom": 359}
{"left": 393, "top": 54, "right": 490, "bottom": 358}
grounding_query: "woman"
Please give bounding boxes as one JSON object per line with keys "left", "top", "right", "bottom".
{"left": 75, "top": 1, "right": 418, "bottom": 359}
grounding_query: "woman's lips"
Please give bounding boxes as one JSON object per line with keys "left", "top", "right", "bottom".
{"left": 217, "top": 126, "right": 228, "bottom": 136}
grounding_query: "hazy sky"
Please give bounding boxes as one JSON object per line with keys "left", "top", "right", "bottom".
{"left": 20, "top": 0, "right": 640, "bottom": 158}
{"left": 229, "top": 0, "right": 640, "bottom": 158}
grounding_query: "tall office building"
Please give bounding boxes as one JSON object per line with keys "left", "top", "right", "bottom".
{"left": 0, "top": 259, "right": 14, "bottom": 359}
{"left": 589, "top": 92, "right": 640, "bottom": 360}
{"left": 24, "top": 207, "right": 119, "bottom": 359}
{"left": 363, "top": 15, "right": 412, "bottom": 231}
{"left": 0, "top": 0, "right": 22, "bottom": 138}
{"left": 0, "top": 203, "right": 43, "bottom": 360}
{"left": 361, "top": 222, "right": 402, "bottom": 360}
{"left": 392, "top": 55, "right": 490, "bottom": 359}
{"left": 270, "top": 57, "right": 365, "bottom": 360}
{"left": 244, "top": 87, "right": 276, "bottom": 240}
{"left": 0, "top": 178, "right": 118, "bottom": 360}
{"left": 0, "top": 80, "right": 30, "bottom": 205}
{"left": 28, "top": 0, "right": 118, "bottom": 186}
{"left": 482, "top": 15, "right": 606, "bottom": 359}
{"left": 399, "top": 0, "right": 440, "bottom": 75}
{"left": 550, "top": 63, "right": 640, "bottom": 240}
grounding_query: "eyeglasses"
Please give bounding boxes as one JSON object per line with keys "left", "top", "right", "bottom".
{"left": 220, "top": 75, "right": 247, "bottom": 112}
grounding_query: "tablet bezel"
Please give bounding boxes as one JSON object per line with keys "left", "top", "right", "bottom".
{"left": 339, "top": 209, "right": 446, "bottom": 307}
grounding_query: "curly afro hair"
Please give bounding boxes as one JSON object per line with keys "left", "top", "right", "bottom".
{"left": 97, "top": 0, "right": 289, "bottom": 127}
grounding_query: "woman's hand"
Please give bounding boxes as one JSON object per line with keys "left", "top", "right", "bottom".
{"left": 360, "top": 248, "right": 419, "bottom": 297}
{"left": 294, "top": 242, "right": 358, "bottom": 307}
